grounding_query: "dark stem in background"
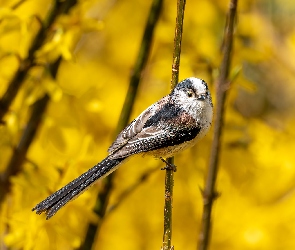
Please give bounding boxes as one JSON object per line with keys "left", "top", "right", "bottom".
{"left": 0, "top": 0, "right": 77, "bottom": 123}
{"left": 0, "top": 95, "right": 49, "bottom": 203}
{"left": 0, "top": 56, "right": 62, "bottom": 203}
{"left": 197, "top": 1, "right": 238, "bottom": 250}
{"left": 0, "top": 0, "right": 77, "bottom": 203}
{"left": 11, "top": 0, "right": 26, "bottom": 9}
{"left": 162, "top": 0, "right": 186, "bottom": 250}
{"left": 79, "top": 0, "right": 163, "bottom": 249}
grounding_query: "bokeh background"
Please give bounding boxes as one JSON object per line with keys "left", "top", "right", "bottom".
{"left": 1, "top": 0, "right": 295, "bottom": 249}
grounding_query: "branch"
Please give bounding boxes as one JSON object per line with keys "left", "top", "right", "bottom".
{"left": 79, "top": 0, "right": 163, "bottom": 249}
{"left": 0, "top": 0, "right": 77, "bottom": 123}
{"left": 197, "top": 1, "right": 238, "bottom": 250}
{"left": 162, "top": 0, "right": 186, "bottom": 250}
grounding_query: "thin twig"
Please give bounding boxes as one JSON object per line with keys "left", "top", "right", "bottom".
{"left": 115, "top": 0, "right": 163, "bottom": 132}
{"left": 197, "top": 1, "right": 238, "bottom": 250}
{"left": 0, "top": 0, "right": 77, "bottom": 122}
{"left": 162, "top": 0, "right": 186, "bottom": 250}
{"left": 79, "top": 0, "right": 163, "bottom": 249}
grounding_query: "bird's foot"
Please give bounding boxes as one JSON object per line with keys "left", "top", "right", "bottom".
{"left": 160, "top": 157, "right": 177, "bottom": 172}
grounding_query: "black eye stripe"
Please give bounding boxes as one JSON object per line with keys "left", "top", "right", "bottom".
{"left": 172, "top": 78, "right": 209, "bottom": 97}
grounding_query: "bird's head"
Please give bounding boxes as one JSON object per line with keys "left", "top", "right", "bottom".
{"left": 171, "top": 77, "right": 213, "bottom": 126}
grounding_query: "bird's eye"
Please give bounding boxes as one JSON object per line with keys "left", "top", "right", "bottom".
{"left": 187, "top": 90, "right": 194, "bottom": 98}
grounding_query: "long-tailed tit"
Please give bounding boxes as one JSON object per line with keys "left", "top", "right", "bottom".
{"left": 33, "top": 77, "right": 213, "bottom": 219}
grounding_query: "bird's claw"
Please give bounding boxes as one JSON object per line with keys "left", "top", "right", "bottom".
{"left": 160, "top": 157, "right": 177, "bottom": 172}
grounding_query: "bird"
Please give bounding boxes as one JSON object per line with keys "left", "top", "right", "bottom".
{"left": 32, "top": 77, "right": 213, "bottom": 219}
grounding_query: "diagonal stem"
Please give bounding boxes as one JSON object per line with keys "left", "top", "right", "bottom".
{"left": 0, "top": 0, "right": 77, "bottom": 203}
{"left": 0, "top": 55, "right": 63, "bottom": 204}
{"left": 0, "top": 0, "right": 77, "bottom": 123}
{"left": 79, "top": 0, "right": 163, "bottom": 249}
{"left": 197, "top": 1, "right": 238, "bottom": 250}
{"left": 0, "top": 94, "right": 50, "bottom": 203}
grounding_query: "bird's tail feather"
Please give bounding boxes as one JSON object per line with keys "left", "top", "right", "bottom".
{"left": 32, "top": 156, "right": 125, "bottom": 219}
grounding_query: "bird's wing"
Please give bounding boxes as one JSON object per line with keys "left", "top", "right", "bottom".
{"left": 108, "top": 95, "right": 170, "bottom": 154}
{"left": 109, "top": 102, "right": 201, "bottom": 159}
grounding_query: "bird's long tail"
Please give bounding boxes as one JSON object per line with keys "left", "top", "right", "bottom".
{"left": 32, "top": 156, "right": 126, "bottom": 219}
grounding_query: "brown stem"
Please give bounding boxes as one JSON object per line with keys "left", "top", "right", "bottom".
{"left": 162, "top": 0, "right": 186, "bottom": 250}
{"left": 170, "top": 0, "right": 186, "bottom": 88}
{"left": 197, "top": 1, "right": 238, "bottom": 250}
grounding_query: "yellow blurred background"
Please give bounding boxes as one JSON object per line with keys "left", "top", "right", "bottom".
{"left": 1, "top": 0, "right": 295, "bottom": 249}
